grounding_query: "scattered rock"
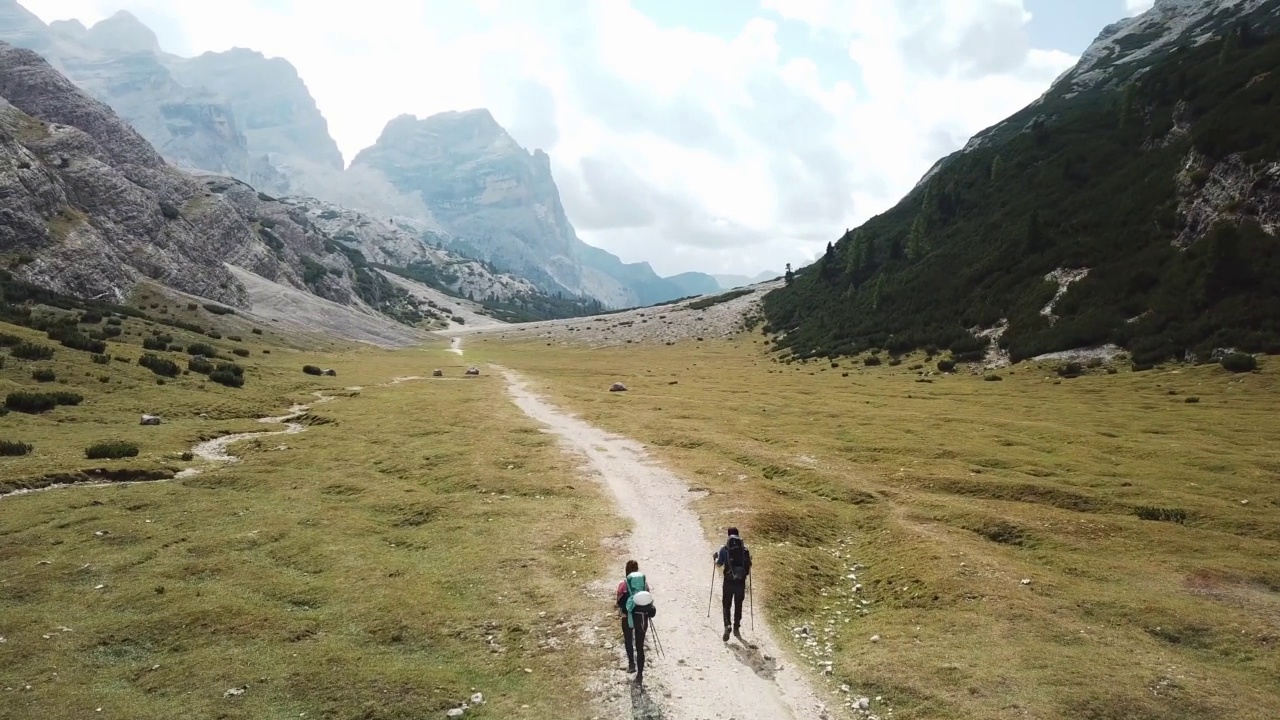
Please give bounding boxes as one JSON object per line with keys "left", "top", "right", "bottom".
{"left": 470, "top": 693, "right": 484, "bottom": 705}
{"left": 322, "top": 369, "right": 337, "bottom": 377}
{"left": 869, "top": 634, "right": 881, "bottom": 643}
{"left": 465, "top": 367, "right": 480, "bottom": 376}
{"left": 432, "top": 369, "right": 443, "bottom": 377}
{"left": 446, "top": 709, "right": 464, "bottom": 719}
{"left": 1020, "top": 578, "right": 1032, "bottom": 586}
{"left": 855, "top": 697, "right": 871, "bottom": 710}
{"left": 223, "top": 686, "right": 247, "bottom": 698}
{"left": 609, "top": 382, "right": 628, "bottom": 392}
{"left": 140, "top": 414, "right": 162, "bottom": 425}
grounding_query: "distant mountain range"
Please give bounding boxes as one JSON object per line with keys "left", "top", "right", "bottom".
{"left": 0, "top": 0, "right": 753, "bottom": 309}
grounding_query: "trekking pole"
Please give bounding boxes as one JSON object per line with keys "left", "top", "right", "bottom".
{"left": 649, "top": 619, "right": 665, "bottom": 659}
{"left": 749, "top": 574, "right": 755, "bottom": 631}
{"left": 706, "top": 562, "right": 715, "bottom": 618}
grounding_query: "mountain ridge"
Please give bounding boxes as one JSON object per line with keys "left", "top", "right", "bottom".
{"left": 763, "top": 0, "right": 1280, "bottom": 367}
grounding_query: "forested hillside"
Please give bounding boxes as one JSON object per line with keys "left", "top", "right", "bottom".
{"left": 764, "top": 6, "right": 1280, "bottom": 366}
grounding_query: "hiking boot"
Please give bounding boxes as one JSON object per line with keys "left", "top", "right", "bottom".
{"left": 722, "top": 625, "right": 731, "bottom": 642}
{"left": 627, "top": 662, "right": 636, "bottom": 674}
{"left": 635, "top": 669, "right": 644, "bottom": 685}
{"left": 733, "top": 627, "right": 744, "bottom": 641}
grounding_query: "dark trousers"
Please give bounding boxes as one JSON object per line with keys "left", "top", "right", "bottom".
{"left": 722, "top": 580, "right": 746, "bottom": 629}
{"left": 622, "top": 614, "right": 648, "bottom": 670}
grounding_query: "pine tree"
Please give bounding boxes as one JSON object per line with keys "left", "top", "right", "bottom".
{"left": 784, "top": 263, "right": 794, "bottom": 286}
{"left": 908, "top": 215, "right": 926, "bottom": 261}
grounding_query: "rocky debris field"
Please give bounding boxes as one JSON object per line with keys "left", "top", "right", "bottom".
{"left": 467, "top": 280, "right": 781, "bottom": 348}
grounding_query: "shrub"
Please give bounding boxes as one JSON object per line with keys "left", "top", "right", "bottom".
{"left": 303, "top": 365, "right": 324, "bottom": 376}
{"left": 85, "top": 440, "right": 139, "bottom": 460}
{"left": 251, "top": 328, "right": 263, "bottom": 335}
{"left": 5, "top": 391, "right": 83, "bottom": 414}
{"left": 1134, "top": 506, "right": 1188, "bottom": 524}
{"left": 101, "top": 325, "right": 122, "bottom": 338}
{"left": 0, "top": 440, "right": 33, "bottom": 457}
{"left": 138, "top": 353, "right": 180, "bottom": 377}
{"left": 181, "top": 451, "right": 194, "bottom": 461}
{"left": 227, "top": 335, "right": 242, "bottom": 342}
{"left": 209, "top": 369, "right": 244, "bottom": 388}
{"left": 159, "top": 201, "right": 181, "bottom": 220}
{"left": 80, "top": 311, "right": 103, "bottom": 324}
{"left": 142, "top": 335, "right": 172, "bottom": 351}
{"left": 216, "top": 362, "right": 244, "bottom": 377}
{"left": 9, "top": 341, "right": 55, "bottom": 360}
{"left": 863, "top": 356, "right": 882, "bottom": 366}
{"left": 203, "top": 304, "right": 235, "bottom": 316}
{"left": 0, "top": 333, "right": 23, "bottom": 347}
{"left": 47, "top": 327, "right": 106, "bottom": 354}
{"left": 1185, "top": 396, "right": 1201, "bottom": 403}
{"left": 188, "top": 358, "right": 215, "bottom": 374}
{"left": 1057, "top": 362, "right": 1084, "bottom": 378}
{"left": 451, "top": 315, "right": 465, "bottom": 324}
{"left": 232, "top": 348, "right": 250, "bottom": 357}
{"left": 1132, "top": 362, "right": 1155, "bottom": 372}
{"left": 888, "top": 357, "right": 903, "bottom": 366}
{"left": 91, "top": 354, "right": 111, "bottom": 365}
{"left": 185, "top": 343, "right": 218, "bottom": 358}
{"left": 106, "top": 317, "right": 122, "bottom": 326}
{"left": 98, "top": 375, "right": 110, "bottom": 383}
{"left": 206, "top": 331, "right": 223, "bottom": 340}
{"left": 937, "top": 358, "right": 958, "bottom": 372}
{"left": 1220, "top": 353, "right": 1257, "bottom": 373}
{"left": 31, "top": 368, "right": 56, "bottom": 382}
{"left": 983, "top": 374, "right": 1004, "bottom": 381}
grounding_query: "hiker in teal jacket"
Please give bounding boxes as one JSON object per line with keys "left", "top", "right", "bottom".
{"left": 615, "top": 559, "right": 656, "bottom": 684}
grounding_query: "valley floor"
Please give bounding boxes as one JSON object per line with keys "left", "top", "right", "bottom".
{"left": 3, "top": 312, "right": 1278, "bottom": 720}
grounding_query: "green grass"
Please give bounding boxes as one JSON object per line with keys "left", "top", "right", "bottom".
{"left": 474, "top": 336, "right": 1280, "bottom": 720}
{"left": 0, "top": 312, "right": 616, "bottom": 719}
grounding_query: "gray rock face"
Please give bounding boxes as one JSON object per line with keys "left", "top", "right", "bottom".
{"left": 352, "top": 109, "right": 720, "bottom": 307}
{"left": 167, "top": 48, "right": 344, "bottom": 173}
{"left": 0, "top": 41, "right": 416, "bottom": 325}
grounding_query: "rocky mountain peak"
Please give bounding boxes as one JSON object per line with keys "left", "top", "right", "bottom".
{"left": 83, "top": 10, "right": 159, "bottom": 54}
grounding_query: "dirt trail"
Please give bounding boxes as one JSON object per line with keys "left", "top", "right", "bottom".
{"left": 500, "top": 369, "right": 831, "bottom": 720}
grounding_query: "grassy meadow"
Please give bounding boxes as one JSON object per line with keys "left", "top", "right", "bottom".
{"left": 0, "top": 297, "right": 617, "bottom": 719}
{"left": 470, "top": 336, "right": 1280, "bottom": 720}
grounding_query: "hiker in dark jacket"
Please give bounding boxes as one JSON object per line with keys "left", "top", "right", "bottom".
{"left": 615, "top": 559, "right": 655, "bottom": 683}
{"left": 713, "top": 527, "right": 752, "bottom": 641}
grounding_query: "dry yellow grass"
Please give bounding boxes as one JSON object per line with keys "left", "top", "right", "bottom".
{"left": 0, "top": 309, "right": 616, "bottom": 719}
{"left": 472, "top": 336, "right": 1280, "bottom": 720}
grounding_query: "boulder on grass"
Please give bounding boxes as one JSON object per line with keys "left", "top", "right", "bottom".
{"left": 609, "top": 382, "right": 628, "bottom": 392}
{"left": 323, "top": 369, "right": 337, "bottom": 377}
{"left": 140, "top": 414, "right": 162, "bottom": 426}
{"left": 464, "top": 367, "right": 480, "bottom": 376}
{"left": 432, "top": 369, "right": 444, "bottom": 377}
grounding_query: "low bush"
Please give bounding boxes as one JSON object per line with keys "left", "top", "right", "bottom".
{"left": 85, "top": 440, "right": 139, "bottom": 460}
{"left": 227, "top": 335, "right": 242, "bottom": 342}
{"left": 0, "top": 440, "right": 33, "bottom": 457}
{"left": 1057, "top": 362, "right": 1084, "bottom": 378}
{"left": 186, "top": 343, "right": 218, "bottom": 358}
{"left": 188, "top": 358, "right": 215, "bottom": 374}
{"left": 203, "top": 304, "right": 235, "bottom": 316}
{"left": 4, "top": 391, "right": 83, "bottom": 414}
{"left": 159, "top": 202, "right": 181, "bottom": 220}
{"left": 98, "top": 375, "right": 110, "bottom": 383}
{"left": 101, "top": 325, "right": 122, "bottom": 338}
{"left": 303, "top": 365, "right": 324, "bottom": 376}
{"left": 91, "top": 354, "right": 111, "bottom": 365}
{"left": 864, "top": 356, "right": 882, "bottom": 367}
{"left": 983, "top": 374, "right": 1004, "bottom": 381}
{"left": 31, "top": 368, "right": 55, "bottom": 382}
{"left": 1220, "top": 353, "right": 1258, "bottom": 373}
{"left": 138, "top": 353, "right": 180, "bottom": 378}
{"left": 0, "top": 333, "right": 23, "bottom": 347}
{"left": 79, "top": 311, "right": 103, "bottom": 324}
{"left": 1134, "top": 506, "right": 1189, "bottom": 524}
{"left": 47, "top": 327, "right": 106, "bottom": 354}
{"left": 206, "top": 331, "right": 223, "bottom": 340}
{"left": 937, "top": 358, "right": 958, "bottom": 372}
{"left": 9, "top": 341, "right": 55, "bottom": 360}
{"left": 251, "top": 328, "right": 263, "bottom": 335}
{"left": 209, "top": 369, "right": 244, "bottom": 388}
{"left": 232, "top": 348, "right": 250, "bottom": 357}
{"left": 106, "top": 317, "right": 123, "bottom": 326}
{"left": 142, "top": 335, "right": 172, "bottom": 351}
{"left": 216, "top": 362, "right": 244, "bottom": 377}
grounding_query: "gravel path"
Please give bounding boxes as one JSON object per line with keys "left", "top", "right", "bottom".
{"left": 500, "top": 367, "right": 831, "bottom": 720}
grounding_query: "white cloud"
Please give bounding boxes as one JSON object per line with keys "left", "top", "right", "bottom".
{"left": 20, "top": 0, "right": 1080, "bottom": 277}
{"left": 1125, "top": 0, "right": 1156, "bottom": 15}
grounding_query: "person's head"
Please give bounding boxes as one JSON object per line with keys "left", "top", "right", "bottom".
{"left": 727, "top": 527, "right": 739, "bottom": 538}
{"left": 625, "top": 559, "right": 639, "bottom": 575}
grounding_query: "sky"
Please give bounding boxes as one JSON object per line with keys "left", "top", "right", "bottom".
{"left": 22, "top": 0, "right": 1156, "bottom": 278}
